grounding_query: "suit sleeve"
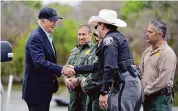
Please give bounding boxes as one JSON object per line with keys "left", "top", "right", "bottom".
{"left": 100, "top": 38, "right": 119, "bottom": 94}
{"left": 29, "top": 35, "right": 63, "bottom": 77}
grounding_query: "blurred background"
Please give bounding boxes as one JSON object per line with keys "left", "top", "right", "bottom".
{"left": 1, "top": 0, "right": 178, "bottom": 110}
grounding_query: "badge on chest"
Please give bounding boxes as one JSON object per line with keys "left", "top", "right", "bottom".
{"left": 103, "top": 36, "right": 113, "bottom": 46}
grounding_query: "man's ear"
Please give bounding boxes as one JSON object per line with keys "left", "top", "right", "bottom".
{"left": 43, "top": 19, "right": 45, "bottom": 23}
{"left": 89, "top": 33, "right": 93, "bottom": 40}
{"left": 157, "top": 32, "right": 163, "bottom": 39}
{"left": 101, "top": 24, "right": 105, "bottom": 30}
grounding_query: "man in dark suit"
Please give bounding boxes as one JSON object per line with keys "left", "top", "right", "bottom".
{"left": 22, "top": 7, "right": 73, "bottom": 111}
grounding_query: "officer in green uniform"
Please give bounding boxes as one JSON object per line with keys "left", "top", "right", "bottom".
{"left": 64, "top": 25, "right": 95, "bottom": 111}
{"left": 78, "top": 31, "right": 106, "bottom": 111}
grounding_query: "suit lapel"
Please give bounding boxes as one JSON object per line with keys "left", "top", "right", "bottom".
{"left": 37, "top": 27, "right": 56, "bottom": 60}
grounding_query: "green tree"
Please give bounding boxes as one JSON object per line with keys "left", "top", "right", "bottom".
{"left": 53, "top": 19, "right": 80, "bottom": 64}
{"left": 120, "top": 1, "right": 146, "bottom": 20}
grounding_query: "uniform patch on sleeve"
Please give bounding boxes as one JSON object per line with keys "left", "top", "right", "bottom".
{"left": 103, "top": 36, "right": 113, "bottom": 46}
{"left": 154, "top": 51, "right": 161, "bottom": 56}
{"left": 85, "top": 49, "right": 90, "bottom": 55}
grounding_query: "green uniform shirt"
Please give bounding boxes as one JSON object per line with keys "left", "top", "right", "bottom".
{"left": 79, "top": 44, "right": 102, "bottom": 91}
{"left": 66, "top": 41, "right": 96, "bottom": 78}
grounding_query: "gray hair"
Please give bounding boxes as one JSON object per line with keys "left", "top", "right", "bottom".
{"left": 37, "top": 19, "right": 41, "bottom": 25}
{"left": 149, "top": 21, "right": 167, "bottom": 38}
{"left": 37, "top": 19, "right": 48, "bottom": 25}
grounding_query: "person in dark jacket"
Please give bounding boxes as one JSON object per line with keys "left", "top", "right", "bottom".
{"left": 22, "top": 7, "right": 73, "bottom": 111}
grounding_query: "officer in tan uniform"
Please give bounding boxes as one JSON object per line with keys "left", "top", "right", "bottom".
{"left": 140, "top": 21, "right": 177, "bottom": 111}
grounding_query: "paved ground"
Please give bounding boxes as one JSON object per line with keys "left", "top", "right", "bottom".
{"left": 1, "top": 90, "right": 69, "bottom": 111}
{"left": 1, "top": 90, "right": 178, "bottom": 111}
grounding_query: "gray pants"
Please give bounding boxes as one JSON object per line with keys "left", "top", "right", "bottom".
{"left": 108, "top": 71, "right": 142, "bottom": 111}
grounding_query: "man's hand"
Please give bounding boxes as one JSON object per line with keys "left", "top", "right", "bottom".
{"left": 80, "top": 77, "right": 87, "bottom": 93}
{"left": 99, "top": 94, "right": 108, "bottom": 110}
{"left": 70, "top": 77, "right": 79, "bottom": 89}
{"left": 64, "top": 77, "right": 79, "bottom": 90}
{"left": 64, "top": 78, "right": 74, "bottom": 89}
{"left": 62, "top": 65, "right": 75, "bottom": 77}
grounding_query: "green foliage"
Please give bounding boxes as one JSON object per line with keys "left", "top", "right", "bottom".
{"left": 46, "top": 3, "right": 73, "bottom": 18}
{"left": 1, "top": 23, "right": 37, "bottom": 77}
{"left": 21, "top": 1, "right": 42, "bottom": 9}
{"left": 120, "top": 1, "right": 151, "bottom": 20}
{"left": 174, "top": 73, "right": 178, "bottom": 91}
{"left": 53, "top": 19, "right": 80, "bottom": 64}
{"left": 120, "top": 1, "right": 145, "bottom": 20}
{"left": 1, "top": 36, "right": 27, "bottom": 76}
{"left": 168, "top": 38, "right": 176, "bottom": 46}
{"left": 12, "top": 36, "right": 28, "bottom": 76}
{"left": 173, "top": 92, "right": 178, "bottom": 106}
{"left": 11, "top": 23, "right": 38, "bottom": 76}
{"left": 1, "top": 62, "right": 14, "bottom": 77}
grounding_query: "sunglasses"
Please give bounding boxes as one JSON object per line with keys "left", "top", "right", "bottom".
{"left": 95, "top": 25, "right": 98, "bottom": 29}
{"left": 93, "top": 32, "right": 98, "bottom": 37}
{"left": 95, "top": 22, "right": 102, "bottom": 29}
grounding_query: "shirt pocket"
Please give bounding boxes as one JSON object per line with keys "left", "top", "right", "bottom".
{"left": 79, "top": 54, "right": 88, "bottom": 65}
{"left": 68, "top": 54, "right": 77, "bottom": 64}
{"left": 150, "top": 52, "right": 161, "bottom": 66}
{"left": 87, "top": 56, "right": 94, "bottom": 63}
{"left": 149, "top": 55, "right": 160, "bottom": 76}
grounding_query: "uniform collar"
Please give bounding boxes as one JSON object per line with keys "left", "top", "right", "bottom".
{"left": 105, "top": 30, "right": 119, "bottom": 36}
{"left": 88, "top": 41, "right": 94, "bottom": 47}
{"left": 39, "top": 24, "right": 52, "bottom": 37}
{"left": 148, "top": 41, "right": 168, "bottom": 53}
{"left": 157, "top": 41, "right": 168, "bottom": 50}
{"left": 77, "top": 41, "right": 93, "bottom": 48}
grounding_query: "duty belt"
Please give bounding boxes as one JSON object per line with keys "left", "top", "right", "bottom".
{"left": 118, "top": 59, "right": 134, "bottom": 73}
{"left": 118, "top": 60, "right": 141, "bottom": 79}
{"left": 146, "top": 87, "right": 174, "bottom": 97}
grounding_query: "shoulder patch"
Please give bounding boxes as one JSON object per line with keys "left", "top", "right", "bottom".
{"left": 85, "top": 49, "right": 90, "bottom": 55}
{"left": 70, "top": 47, "right": 79, "bottom": 55}
{"left": 103, "top": 36, "right": 113, "bottom": 46}
{"left": 154, "top": 51, "right": 161, "bottom": 56}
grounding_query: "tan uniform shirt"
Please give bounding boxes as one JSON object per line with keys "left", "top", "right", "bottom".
{"left": 140, "top": 42, "right": 177, "bottom": 95}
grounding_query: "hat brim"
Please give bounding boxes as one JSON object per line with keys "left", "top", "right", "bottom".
{"left": 88, "top": 16, "right": 127, "bottom": 27}
{"left": 48, "top": 16, "right": 63, "bottom": 21}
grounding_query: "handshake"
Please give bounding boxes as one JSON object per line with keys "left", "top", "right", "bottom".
{"left": 62, "top": 65, "right": 76, "bottom": 77}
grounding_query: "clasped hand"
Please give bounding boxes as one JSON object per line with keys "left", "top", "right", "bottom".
{"left": 62, "top": 65, "right": 75, "bottom": 77}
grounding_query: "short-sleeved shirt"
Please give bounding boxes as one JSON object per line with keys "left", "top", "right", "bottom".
{"left": 140, "top": 42, "right": 177, "bottom": 95}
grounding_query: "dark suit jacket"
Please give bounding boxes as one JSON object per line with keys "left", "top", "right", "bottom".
{"left": 22, "top": 26, "right": 63, "bottom": 104}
